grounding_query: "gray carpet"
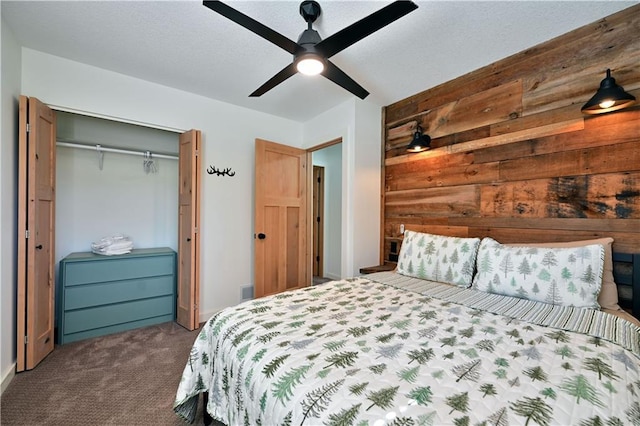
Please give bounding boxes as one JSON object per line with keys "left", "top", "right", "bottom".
{"left": 1, "top": 321, "right": 206, "bottom": 425}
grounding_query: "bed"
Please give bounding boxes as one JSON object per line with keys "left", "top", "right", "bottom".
{"left": 174, "top": 232, "right": 640, "bottom": 425}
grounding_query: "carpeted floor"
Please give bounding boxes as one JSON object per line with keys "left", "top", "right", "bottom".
{"left": 1, "top": 321, "right": 207, "bottom": 425}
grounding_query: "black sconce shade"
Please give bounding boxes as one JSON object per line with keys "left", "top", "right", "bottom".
{"left": 581, "top": 69, "right": 636, "bottom": 114}
{"left": 406, "top": 124, "right": 431, "bottom": 153}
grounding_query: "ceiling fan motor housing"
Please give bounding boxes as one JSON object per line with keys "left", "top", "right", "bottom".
{"left": 297, "top": 28, "right": 322, "bottom": 52}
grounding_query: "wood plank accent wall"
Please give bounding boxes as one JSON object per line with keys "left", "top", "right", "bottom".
{"left": 382, "top": 5, "right": 640, "bottom": 263}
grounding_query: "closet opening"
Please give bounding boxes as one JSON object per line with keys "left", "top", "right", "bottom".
{"left": 55, "top": 111, "right": 180, "bottom": 263}
{"left": 18, "top": 96, "right": 200, "bottom": 371}
{"left": 55, "top": 111, "right": 181, "bottom": 342}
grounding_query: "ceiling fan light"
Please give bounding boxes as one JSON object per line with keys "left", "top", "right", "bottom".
{"left": 296, "top": 56, "right": 324, "bottom": 76}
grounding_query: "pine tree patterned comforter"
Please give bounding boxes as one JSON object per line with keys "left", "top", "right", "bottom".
{"left": 174, "top": 273, "right": 640, "bottom": 425}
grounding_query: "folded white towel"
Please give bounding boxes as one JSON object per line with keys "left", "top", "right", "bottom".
{"left": 91, "top": 234, "right": 133, "bottom": 255}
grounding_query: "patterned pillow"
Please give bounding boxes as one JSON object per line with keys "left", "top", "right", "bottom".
{"left": 472, "top": 238, "right": 604, "bottom": 309}
{"left": 505, "top": 238, "right": 619, "bottom": 311}
{"left": 396, "top": 230, "right": 481, "bottom": 287}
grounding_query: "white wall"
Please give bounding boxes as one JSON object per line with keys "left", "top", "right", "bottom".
{"left": 56, "top": 147, "right": 178, "bottom": 260}
{"left": 302, "top": 98, "right": 381, "bottom": 277}
{"left": 21, "top": 49, "right": 303, "bottom": 324}
{"left": 1, "top": 17, "right": 21, "bottom": 392}
{"left": 353, "top": 100, "right": 383, "bottom": 273}
{"left": 312, "top": 143, "right": 342, "bottom": 279}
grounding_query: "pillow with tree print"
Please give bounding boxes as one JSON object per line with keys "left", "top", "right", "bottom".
{"left": 396, "top": 230, "right": 480, "bottom": 287}
{"left": 472, "top": 237, "right": 604, "bottom": 309}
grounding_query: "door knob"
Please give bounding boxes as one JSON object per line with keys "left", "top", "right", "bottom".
{"left": 35, "top": 244, "right": 43, "bottom": 250}
{"left": 186, "top": 238, "right": 191, "bottom": 242}
{"left": 257, "top": 233, "right": 266, "bottom": 240}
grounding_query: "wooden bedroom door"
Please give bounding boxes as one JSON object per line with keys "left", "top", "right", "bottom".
{"left": 17, "top": 96, "right": 56, "bottom": 372}
{"left": 177, "top": 129, "right": 201, "bottom": 330}
{"left": 254, "top": 139, "right": 308, "bottom": 298}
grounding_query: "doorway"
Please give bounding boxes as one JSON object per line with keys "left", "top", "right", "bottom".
{"left": 312, "top": 166, "right": 324, "bottom": 280}
{"left": 310, "top": 139, "right": 342, "bottom": 284}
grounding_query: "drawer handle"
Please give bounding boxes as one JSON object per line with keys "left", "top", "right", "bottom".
{"left": 186, "top": 238, "right": 191, "bottom": 242}
{"left": 36, "top": 244, "right": 43, "bottom": 250}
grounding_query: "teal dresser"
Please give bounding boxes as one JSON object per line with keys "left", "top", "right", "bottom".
{"left": 57, "top": 247, "right": 176, "bottom": 344}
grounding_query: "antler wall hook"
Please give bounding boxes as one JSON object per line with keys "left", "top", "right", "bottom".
{"left": 207, "top": 165, "right": 236, "bottom": 177}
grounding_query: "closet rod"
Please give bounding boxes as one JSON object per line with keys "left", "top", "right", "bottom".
{"left": 56, "top": 141, "right": 178, "bottom": 160}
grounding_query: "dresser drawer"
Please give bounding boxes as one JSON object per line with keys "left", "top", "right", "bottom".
{"left": 64, "top": 275, "right": 174, "bottom": 310}
{"left": 63, "top": 295, "right": 174, "bottom": 334}
{"left": 62, "top": 255, "right": 174, "bottom": 286}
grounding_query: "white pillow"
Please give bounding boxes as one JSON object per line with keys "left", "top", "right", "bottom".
{"left": 472, "top": 238, "right": 604, "bottom": 309}
{"left": 396, "top": 230, "right": 480, "bottom": 287}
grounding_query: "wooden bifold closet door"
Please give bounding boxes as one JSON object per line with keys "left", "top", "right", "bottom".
{"left": 177, "top": 129, "right": 201, "bottom": 331}
{"left": 17, "top": 96, "right": 56, "bottom": 372}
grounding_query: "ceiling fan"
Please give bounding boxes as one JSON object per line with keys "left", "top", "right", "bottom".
{"left": 203, "top": 0, "right": 418, "bottom": 99}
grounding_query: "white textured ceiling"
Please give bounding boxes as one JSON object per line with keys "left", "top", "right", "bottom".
{"left": 2, "top": 1, "right": 636, "bottom": 122}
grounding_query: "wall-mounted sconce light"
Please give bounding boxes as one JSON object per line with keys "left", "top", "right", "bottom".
{"left": 581, "top": 69, "right": 636, "bottom": 114}
{"left": 406, "top": 124, "right": 431, "bottom": 153}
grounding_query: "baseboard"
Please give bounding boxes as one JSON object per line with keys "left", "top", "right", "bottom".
{"left": 324, "top": 272, "right": 341, "bottom": 280}
{"left": 1, "top": 363, "right": 15, "bottom": 394}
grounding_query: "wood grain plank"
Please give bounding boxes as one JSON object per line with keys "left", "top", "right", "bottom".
{"left": 475, "top": 109, "right": 640, "bottom": 164}
{"left": 490, "top": 103, "right": 582, "bottom": 136}
{"left": 480, "top": 172, "right": 640, "bottom": 219}
{"left": 387, "top": 121, "right": 417, "bottom": 146}
{"left": 498, "top": 141, "right": 640, "bottom": 182}
{"left": 445, "top": 119, "right": 584, "bottom": 155}
{"left": 422, "top": 80, "right": 523, "bottom": 139}
{"left": 385, "top": 186, "right": 480, "bottom": 218}
{"left": 386, "top": 161, "right": 500, "bottom": 192}
{"left": 386, "top": 150, "right": 474, "bottom": 176}
{"left": 446, "top": 217, "right": 640, "bottom": 233}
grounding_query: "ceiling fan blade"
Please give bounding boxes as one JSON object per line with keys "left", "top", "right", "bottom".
{"left": 203, "top": 1, "right": 300, "bottom": 54}
{"left": 322, "top": 61, "right": 369, "bottom": 99}
{"left": 316, "top": 1, "right": 418, "bottom": 58}
{"left": 250, "top": 63, "right": 298, "bottom": 97}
